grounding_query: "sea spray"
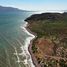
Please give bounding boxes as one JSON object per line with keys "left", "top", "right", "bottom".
{"left": 20, "top": 21, "right": 35, "bottom": 67}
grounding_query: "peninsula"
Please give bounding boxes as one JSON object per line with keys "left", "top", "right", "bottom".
{"left": 25, "top": 12, "right": 67, "bottom": 67}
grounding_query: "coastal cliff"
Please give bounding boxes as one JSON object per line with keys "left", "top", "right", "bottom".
{"left": 25, "top": 12, "right": 67, "bottom": 67}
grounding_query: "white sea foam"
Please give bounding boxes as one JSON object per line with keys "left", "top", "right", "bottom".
{"left": 20, "top": 21, "right": 35, "bottom": 67}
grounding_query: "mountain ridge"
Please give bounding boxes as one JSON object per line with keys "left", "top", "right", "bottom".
{"left": 0, "top": 5, "right": 29, "bottom": 12}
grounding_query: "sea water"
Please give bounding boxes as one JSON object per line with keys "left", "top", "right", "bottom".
{"left": 0, "top": 11, "right": 35, "bottom": 67}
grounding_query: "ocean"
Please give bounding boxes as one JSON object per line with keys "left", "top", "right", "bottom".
{"left": 0, "top": 11, "right": 35, "bottom": 67}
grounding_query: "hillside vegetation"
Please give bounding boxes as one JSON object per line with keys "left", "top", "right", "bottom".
{"left": 25, "top": 12, "right": 67, "bottom": 67}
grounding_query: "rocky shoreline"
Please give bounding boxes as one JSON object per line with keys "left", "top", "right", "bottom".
{"left": 25, "top": 22, "right": 41, "bottom": 67}
{"left": 25, "top": 12, "right": 67, "bottom": 67}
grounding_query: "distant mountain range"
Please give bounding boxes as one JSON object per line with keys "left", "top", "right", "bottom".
{"left": 0, "top": 6, "right": 29, "bottom": 12}
{"left": 0, "top": 5, "right": 67, "bottom": 13}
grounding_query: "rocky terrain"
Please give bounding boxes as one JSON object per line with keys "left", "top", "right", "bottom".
{"left": 25, "top": 12, "right": 67, "bottom": 67}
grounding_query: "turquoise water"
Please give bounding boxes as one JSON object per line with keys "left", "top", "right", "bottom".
{"left": 0, "top": 12, "right": 33, "bottom": 67}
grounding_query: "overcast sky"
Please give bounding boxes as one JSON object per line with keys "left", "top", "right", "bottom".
{"left": 0, "top": 0, "right": 67, "bottom": 11}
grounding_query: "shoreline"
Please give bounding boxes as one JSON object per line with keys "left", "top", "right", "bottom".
{"left": 21, "top": 20, "right": 41, "bottom": 67}
{"left": 23, "top": 12, "right": 67, "bottom": 67}
{"left": 25, "top": 21, "right": 41, "bottom": 67}
{"left": 20, "top": 21, "right": 36, "bottom": 67}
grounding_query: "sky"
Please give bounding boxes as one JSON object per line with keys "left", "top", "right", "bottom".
{"left": 0, "top": 0, "right": 67, "bottom": 11}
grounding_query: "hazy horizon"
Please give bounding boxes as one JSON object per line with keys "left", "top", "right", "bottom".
{"left": 0, "top": 0, "right": 66, "bottom": 11}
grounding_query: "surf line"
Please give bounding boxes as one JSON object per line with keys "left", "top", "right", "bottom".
{"left": 20, "top": 21, "right": 35, "bottom": 67}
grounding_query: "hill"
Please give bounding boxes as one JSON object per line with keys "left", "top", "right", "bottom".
{"left": 25, "top": 13, "right": 67, "bottom": 67}
{"left": 0, "top": 6, "right": 28, "bottom": 12}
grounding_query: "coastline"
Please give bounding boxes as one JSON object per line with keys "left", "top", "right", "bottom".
{"left": 20, "top": 21, "right": 36, "bottom": 67}
{"left": 25, "top": 21, "right": 41, "bottom": 67}
{"left": 22, "top": 12, "right": 67, "bottom": 67}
